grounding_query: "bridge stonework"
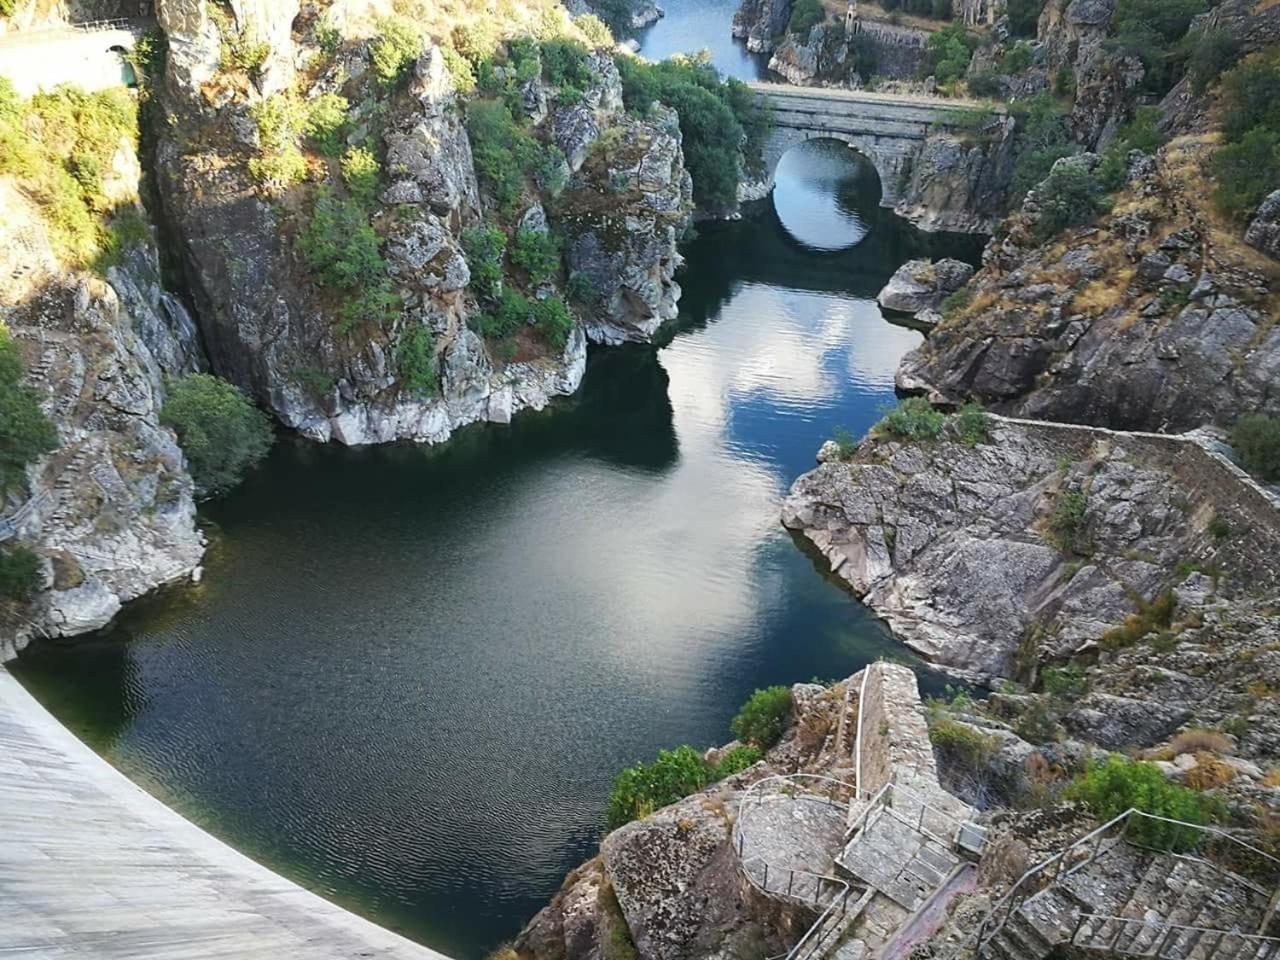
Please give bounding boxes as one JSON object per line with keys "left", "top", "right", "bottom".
{"left": 748, "top": 83, "right": 995, "bottom": 208}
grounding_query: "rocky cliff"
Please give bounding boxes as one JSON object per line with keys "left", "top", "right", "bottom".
{"left": 152, "top": 0, "right": 690, "bottom": 445}
{"left": 732, "top": 0, "right": 791, "bottom": 53}
{"left": 0, "top": 175, "right": 205, "bottom": 659}
{"left": 898, "top": 141, "right": 1280, "bottom": 431}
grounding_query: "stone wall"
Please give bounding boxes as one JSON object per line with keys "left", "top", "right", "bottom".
{"left": 855, "top": 662, "right": 942, "bottom": 798}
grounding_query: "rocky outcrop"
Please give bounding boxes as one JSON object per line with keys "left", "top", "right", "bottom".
{"left": 877, "top": 258, "right": 974, "bottom": 316}
{"left": 557, "top": 104, "right": 692, "bottom": 344}
{"left": 1246, "top": 190, "right": 1280, "bottom": 261}
{"left": 732, "top": 0, "right": 791, "bottom": 53}
{"left": 0, "top": 179, "right": 204, "bottom": 659}
{"left": 154, "top": 10, "right": 689, "bottom": 444}
{"left": 769, "top": 18, "right": 928, "bottom": 86}
{"left": 893, "top": 116, "right": 1018, "bottom": 234}
{"left": 781, "top": 415, "right": 1280, "bottom": 682}
{"left": 899, "top": 140, "right": 1280, "bottom": 431}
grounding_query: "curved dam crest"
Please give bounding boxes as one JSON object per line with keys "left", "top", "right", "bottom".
{"left": 0, "top": 667, "right": 452, "bottom": 959}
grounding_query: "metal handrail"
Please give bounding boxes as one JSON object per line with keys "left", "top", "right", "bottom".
{"left": 1070, "top": 913, "right": 1280, "bottom": 959}
{"left": 845, "top": 781, "right": 891, "bottom": 841}
{"left": 844, "top": 780, "right": 977, "bottom": 850}
{"left": 977, "top": 809, "right": 1280, "bottom": 954}
{"left": 739, "top": 854, "right": 849, "bottom": 908}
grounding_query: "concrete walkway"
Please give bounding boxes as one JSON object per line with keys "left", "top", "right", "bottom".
{"left": 0, "top": 667, "right": 452, "bottom": 960}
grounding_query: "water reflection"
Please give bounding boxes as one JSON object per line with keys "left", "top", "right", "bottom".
{"left": 13, "top": 139, "right": 979, "bottom": 960}
{"left": 631, "top": 0, "right": 767, "bottom": 80}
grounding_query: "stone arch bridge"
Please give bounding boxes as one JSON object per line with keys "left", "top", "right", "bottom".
{"left": 746, "top": 82, "right": 1000, "bottom": 207}
{"left": 0, "top": 18, "right": 154, "bottom": 96}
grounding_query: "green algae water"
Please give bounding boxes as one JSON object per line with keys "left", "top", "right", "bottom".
{"left": 14, "top": 140, "right": 980, "bottom": 958}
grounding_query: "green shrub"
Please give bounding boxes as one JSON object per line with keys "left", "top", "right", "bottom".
{"left": 606, "top": 745, "right": 710, "bottom": 828}
{"left": 0, "top": 327, "right": 58, "bottom": 491}
{"left": 1187, "top": 28, "right": 1240, "bottom": 95}
{"left": 953, "top": 403, "right": 991, "bottom": 446}
{"left": 1010, "top": 92, "right": 1074, "bottom": 202}
{"left": 1001, "top": 41, "right": 1034, "bottom": 74}
{"left": 441, "top": 44, "right": 477, "bottom": 93}
{"left": 212, "top": 7, "right": 269, "bottom": 75}
{"left": 511, "top": 229, "right": 561, "bottom": 285}
{"left": 567, "top": 271, "right": 597, "bottom": 305}
{"left": 303, "top": 93, "right": 349, "bottom": 157}
{"left": 535, "top": 295, "right": 574, "bottom": 349}
{"left": 248, "top": 93, "right": 307, "bottom": 192}
{"left": 1033, "top": 158, "right": 1108, "bottom": 240}
{"left": 876, "top": 397, "right": 946, "bottom": 442}
{"left": 0, "top": 545, "right": 41, "bottom": 602}
{"left": 340, "top": 146, "right": 380, "bottom": 207}
{"left": 466, "top": 99, "right": 541, "bottom": 212}
{"left": 299, "top": 190, "right": 385, "bottom": 289}
{"left": 1067, "top": 755, "right": 1222, "bottom": 849}
{"left": 615, "top": 55, "right": 767, "bottom": 210}
{"left": 541, "top": 39, "right": 595, "bottom": 89}
{"left": 451, "top": 20, "right": 500, "bottom": 64}
{"left": 161, "top": 374, "right": 274, "bottom": 497}
{"left": 460, "top": 224, "right": 507, "bottom": 299}
{"left": 397, "top": 326, "right": 437, "bottom": 396}
{"left": 1049, "top": 488, "right": 1088, "bottom": 553}
{"left": 788, "top": 0, "right": 824, "bottom": 37}
{"left": 730, "top": 685, "right": 791, "bottom": 748}
{"left": 1107, "top": 0, "right": 1208, "bottom": 95}
{"left": 473, "top": 288, "right": 534, "bottom": 339}
{"left": 967, "top": 70, "right": 1003, "bottom": 98}
{"left": 941, "top": 287, "right": 971, "bottom": 317}
{"left": 1098, "top": 107, "right": 1167, "bottom": 190}
{"left": 922, "top": 23, "right": 978, "bottom": 86}
{"left": 929, "top": 717, "right": 998, "bottom": 768}
{"left": 831, "top": 425, "right": 858, "bottom": 458}
{"left": 1212, "top": 127, "right": 1280, "bottom": 221}
{"left": 714, "top": 744, "right": 763, "bottom": 779}
{"left": 1231, "top": 415, "right": 1280, "bottom": 482}
{"left": 576, "top": 13, "right": 614, "bottom": 48}
{"left": 1007, "top": 0, "right": 1046, "bottom": 37}
{"left": 1042, "top": 664, "right": 1087, "bottom": 699}
{"left": 371, "top": 16, "right": 422, "bottom": 87}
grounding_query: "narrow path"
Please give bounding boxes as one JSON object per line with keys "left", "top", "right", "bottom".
{"left": 0, "top": 667, "right": 452, "bottom": 960}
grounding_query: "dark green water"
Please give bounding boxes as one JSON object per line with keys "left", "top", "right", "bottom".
{"left": 13, "top": 143, "right": 980, "bottom": 958}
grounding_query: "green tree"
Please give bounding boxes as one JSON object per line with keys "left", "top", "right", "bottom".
{"left": 0, "top": 545, "right": 40, "bottom": 602}
{"left": 303, "top": 93, "right": 349, "bottom": 157}
{"left": 534, "top": 295, "right": 574, "bottom": 349}
{"left": 1067, "top": 755, "right": 1222, "bottom": 850}
{"left": 460, "top": 223, "right": 507, "bottom": 299}
{"left": 1007, "top": 0, "right": 1046, "bottom": 37}
{"left": 1033, "top": 158, "right": 1108, "bottom": 239}
{"left": 922, "top": 23, "right": 978, "bottom": 86}
{"left": 788, "top": 0, "right": 824, "bottom": 37}
{"left": 1187, "top": 28, "right": 1240, "bottom": 95}
{"left": 161, "top": 374, "right": 274, "bottom": 497}
{"left": 0, "top": 327, "right": 58, "bottom": 491}
{"left": 1010, "top": 92, "right": 1074, "bottom": 201}
{"left": 1231, "top": 415, "right": 1280, "bottom": 482}
{"left": 730, "top": 685, "right": 792, "bottom": 748}
{"left": 397, "top": 326, "right": 437, "bottom": 396}
{"left": 511, "top": 229, "right": 561, "bottom": 285}
{"left": 1212, "top": 127, "right": 1280, "bottom": 221}
{"left": 606, "top": 745, "right": 710, "bottom": 828}
{"left": 371, "top": 17, "right": 422, "bottom": 87}
{"left": 1107, "top": 0, "right": 1209, "bottom": 94}
{"left": 299, "top": 190, "right": 386, "bottom": 289}
{"left": 876, "top": 397, "right": 946, "bottom": 441}
{"left": 340, "top": 146, "right": 380, "bottom": 207}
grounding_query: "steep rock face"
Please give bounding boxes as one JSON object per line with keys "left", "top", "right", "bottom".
{"left": 558, "top": 104, "right": 693, "bottom": 345}
{"left": 781, "top": 416, "right": 1280, "bottom": 682}
{"left": 899, "top": 142, "right": 1280, "bottom": 431}
{"left": 0, "top": 181, "right": 204, "bottom": 659}
{"left": 159, "top": 0, "right": 298, "bottom": 101}
{"left": 954, "top": 0, "right": 1006, "bottom": 27}
{"left": 1246, "top": 191, "right": 1280, "bottom": 261}
{"left": 769, "top": 19, "right": 928, "bottom": 86}
{"left": 732, "top": 0, "right": 791, "bottom": 53}
{"left": 154, "top": 31, "right": 590, "bottom": 445}
{"left": 894, "top": 117, "right": 1017, "bottom": 234}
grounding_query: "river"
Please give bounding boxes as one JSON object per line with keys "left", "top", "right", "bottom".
{"left": 11, "top": 9, "right": 980, "bottom": 959}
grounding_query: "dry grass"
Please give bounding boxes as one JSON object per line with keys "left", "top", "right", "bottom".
{"left": 1185, "top": 752, "right": 1238, "bottom": 791}
{"left": 1151, "top": 728, "right": 1235, "bottom": 760}
{"left": 1072, "top": 268, "right": 1133, "bottom": 317}
{"left": 1263, "top": 769, "right": 1280, "bottom": 788}
{"left": 1257, "top": 0, "right": 1280, "bottom": 14}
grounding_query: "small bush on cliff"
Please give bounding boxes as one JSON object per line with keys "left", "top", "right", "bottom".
{"left": 534, "top": 296, "right": 575, "bottom": 350}
{"left": 575, "top": 14, "right": 614, "bottom": 48}
{"left": 511, "top": 229, "right": 561, "bottom": 285}
{"left": 1211, "top": 52, "right": 1280, "bottom": 220}
{"left": 340, "top": 146, "right": 380, "bottom": 207}
{"left": 1097, "top": 108, "right": 1166, "bottom": 190}
{"left": 1232, "top": 415, "right": 1280, "bottom": 482}
{"left": 606, "top": 745, "right": 710, "bottom": 828}
{"left": 0, "top": 545, "right": 41, "bottom": 603}
{"left": 928, "top": 716, "right": 998, "bottom": 769}
{"left": 161, "top": 374, "right": 274, "bottom": 498}
{"left": 1067, "top": 755, "right": 1222, "bottom": 849}
{"left": 731, "top": 685, "right": 791, "bottom": 748}
{"left": 248, "top": 93, "right": 307, "bottom": 192}
{"left": 788, "top": 0, "right": 824, "bottom": 37}
{"left": 461, "top": 224, "right": 508, "bottom": 299}
{"left": 1007, "top": 0, "right": 1046, "bottom": 38}
{"left": 1107, "top": 0, "right": 1208, "bottom": 94}
{"left": 0, "top": 328, "right": 58, "bottom": 492}
{"left": 1032, "top": 160, "right": 1109, "bottom": 240}
{"left": 472, "top": 288, "right": 533, "bottom": 340}
{"left": 1048, "top": 488, "right": 1089, "bottom": 553}
{"left": 397, "top": 326, "right": 437, "bottom": 397}
{"left": 953, "top": 403, "right": 991, "bottom": 446}
{"left": 876, "top": 398, "right": 946, "bottom": 442}
{"left": 303, "top": 93, "right": 349, "bottom": 158}
{"left": 371, "top": 16, "right": 423, "bottom": 87}
{"left": 1009, "top": 93, "right": 1074, "bottom": 203}
{"left": 1187, "top": 28, "right": 1240, "bottom": 95}
{"left": 922, "top": 23, "right": 978, "bottom": 86}
{"left": 299, "top": 190, "right": 385, "bottom": 288}
{"left": 714, "top": 744, "right": 764, "bottom": 778}
{"left": 466, "top": 99, "right": 542, "bottom": 213}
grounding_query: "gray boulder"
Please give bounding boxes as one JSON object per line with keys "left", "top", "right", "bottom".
{"left": 877, "top": 258, "right": 975, "bottom": 316}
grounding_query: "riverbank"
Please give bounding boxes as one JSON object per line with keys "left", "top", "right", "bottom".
{"left": 0, "top": 666, "right": 451, "bottom": 959}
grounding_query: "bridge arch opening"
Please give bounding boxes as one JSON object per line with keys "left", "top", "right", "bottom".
{"left": 770, "top": 138, "right": 883, "bottom": 252}
{"left": 109, "top": 45, "right": 138, "bottom": 88}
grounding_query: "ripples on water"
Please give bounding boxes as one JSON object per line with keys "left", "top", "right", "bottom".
{"left": 14, "top": 143, "right": 980, "bottom": 958}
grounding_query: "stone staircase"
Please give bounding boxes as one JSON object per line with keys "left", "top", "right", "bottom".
{"left": 836, "top": 805, "right": 963, "bottom": 912}
{"left": 982, "top": 834, "right": 1277, "bottom": 960}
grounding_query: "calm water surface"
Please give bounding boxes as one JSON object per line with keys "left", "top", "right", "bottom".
{"left": 632, "top": 0, "right": 768, "bottom": 79}
{"left": 15, "top": 143, "right": 979, "bottom": 958}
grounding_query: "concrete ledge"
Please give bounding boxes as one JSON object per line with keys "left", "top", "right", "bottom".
{"left": 0, "top": 667, "right": 453, "bottom": 959}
